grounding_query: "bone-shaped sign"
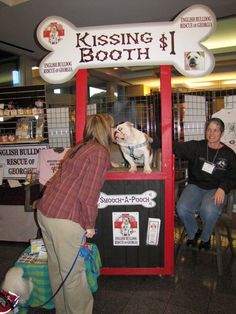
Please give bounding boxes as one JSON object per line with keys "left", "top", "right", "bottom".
{"left": 36, "top": 4, "right": 216, "bottom": 84}
{"left": 98, "top": 190, "right": 157, "bottom": 209}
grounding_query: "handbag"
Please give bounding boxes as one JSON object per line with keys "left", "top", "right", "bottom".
{"left": 79, "top": 243, "right": 102, "bottom": 293}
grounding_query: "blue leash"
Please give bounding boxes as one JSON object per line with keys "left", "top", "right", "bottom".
{"left": 24, "top": 233, "right": 88, "bottom": 310}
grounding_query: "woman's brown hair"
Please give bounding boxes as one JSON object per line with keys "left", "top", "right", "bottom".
{"left": 68, "top": 113, "right": 114, "bottom": 158}
{"left": 83, "top": 113, "right": 114, "bottom": 150}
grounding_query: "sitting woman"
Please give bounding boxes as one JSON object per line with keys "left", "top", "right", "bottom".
{"left": 174, "top": 117, "right": 236, "bottom": 250}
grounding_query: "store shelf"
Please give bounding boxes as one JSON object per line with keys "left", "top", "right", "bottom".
{"left": 0, "top": 138, "right": 45, "bottom": 145}
{"left": 0, "top": 85, "right": 48, "bottom": 146}
{"left": 0, "top": 114, "right": 44, "bottom": 119}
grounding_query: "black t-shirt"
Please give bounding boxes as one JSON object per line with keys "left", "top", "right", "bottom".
{"left": 174, "top": 140, "right": 236, "bottom": 193}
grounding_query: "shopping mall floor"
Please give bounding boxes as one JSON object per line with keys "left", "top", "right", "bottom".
{"left": 0, "top": 227, "right": 236, "bottom": 314}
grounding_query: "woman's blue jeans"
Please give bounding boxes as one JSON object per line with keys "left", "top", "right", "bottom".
{"left": 176, "top": 184, "right": 227, "bottom": 242}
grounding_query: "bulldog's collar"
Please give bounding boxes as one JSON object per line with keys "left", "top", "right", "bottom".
{"left": 119, "top": 139, "right": 149, "bottom": 148}
{"left": 121, "top": 139, "right": 149, "bottom": 160}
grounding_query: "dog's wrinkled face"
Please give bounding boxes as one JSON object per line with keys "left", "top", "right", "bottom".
{"left": 113, "top": 121, "right": 133, "bottom": 144}
{"left": 186, "top": 51, "right": 202, "bottom": 68}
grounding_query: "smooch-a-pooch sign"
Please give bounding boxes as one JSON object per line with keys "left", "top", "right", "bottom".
{"left": 98, "top": 190, "right": 157, "bottom": 209}
{"left": 37, "top": 5, "right": 216, "bottom": 84}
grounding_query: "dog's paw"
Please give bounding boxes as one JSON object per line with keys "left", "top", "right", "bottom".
{"left": 129, "top": 166, "right": 137, "bottom": 173}
{"left": 144, "top": 167, "right": 152, "bottom": 174}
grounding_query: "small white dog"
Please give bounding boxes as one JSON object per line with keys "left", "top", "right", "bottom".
{"left": 114, "top": 121, "right": 153, "bottom": 173}
{"left": 185, "top": 51, "right": 205, "bottom": 70}
{"left": 1, "top": 267, "right": 33, "bottom": 312}
{"left": 121, "top": 217, "right": 132, "bottom": 236}
{"left": 49, "top": 25, "right": 60, "bottom": 45}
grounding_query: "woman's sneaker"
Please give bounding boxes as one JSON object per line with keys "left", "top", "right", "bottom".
{"left": 186, "top": 238, "right": 197, "bottom": 247}
{"left": 186, "top": 229, "right": 202, "bottom": 247}
{"left": 199, "top": 238, "right": 211, "bottom": 251}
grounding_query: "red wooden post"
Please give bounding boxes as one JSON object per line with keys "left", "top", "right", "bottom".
{"left": 75, "top": 69, "right": 88, "bottom": 143}
{"left": 160, "top": 65, "right": 174, "bottom": 274}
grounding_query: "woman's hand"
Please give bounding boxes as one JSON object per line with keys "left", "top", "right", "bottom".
{"left": 213, "top": 188, "right": 225, "bottom": 205}
{"left": 111, "top": 161, "right": 120, "bottom": 168}
{"left": 86, "top": 228, "right": 96, "bottom": 238}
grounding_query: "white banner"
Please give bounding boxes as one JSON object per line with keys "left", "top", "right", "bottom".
{"left": 98, "top": 190, "right": 157, "bottom": 209}
{"left": 37, "top": 4, "right": 216, "bottom": 84}
{"left": 0, "top": 144, "right": 48, "bottom": 179}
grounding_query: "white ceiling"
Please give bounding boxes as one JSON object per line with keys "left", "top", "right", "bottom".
{"left": 0, "top": 0, "right": 236, "bottom": 88}
{"left": 1, "top": 0, "right": 236, "bottom": 60}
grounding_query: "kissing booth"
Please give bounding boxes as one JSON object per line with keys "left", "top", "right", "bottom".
{"left": 36, "top": 4, "right": 216, "bottom": 276}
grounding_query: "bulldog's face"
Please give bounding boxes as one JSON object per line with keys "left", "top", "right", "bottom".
{"left": 113, "top": 121, "right": 133, "bottom": 144}
{"left": 186, "top": 51, "right": 203, "bottom": 69}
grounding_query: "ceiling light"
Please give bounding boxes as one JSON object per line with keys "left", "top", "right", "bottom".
{"left": 185, "top": 82, "right": 213, "bottom": 88}
{"left": 223, "top": 80, "right": 236, "bottom": 85}
{"left": 140, "top": 72, "right": 236, "bottom": 89}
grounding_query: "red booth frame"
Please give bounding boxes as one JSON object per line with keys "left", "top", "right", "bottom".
{"left": 75, "top": 65, "right": 174, "bottom": 275}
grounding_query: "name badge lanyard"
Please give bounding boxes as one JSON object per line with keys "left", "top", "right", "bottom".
{"left": 202, "top": 144, "right": 220, "bottom": 174}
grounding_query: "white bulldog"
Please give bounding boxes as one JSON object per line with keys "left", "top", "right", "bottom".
{"left": 113, "top": 121, "right": 153, "bottom": 173}
{"left": 185, "top": 51, "right": 205, "bottom": 70}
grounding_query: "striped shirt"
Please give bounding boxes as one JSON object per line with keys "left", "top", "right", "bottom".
{"left": 37, "top": 141, "right": 110, "bottom": 229}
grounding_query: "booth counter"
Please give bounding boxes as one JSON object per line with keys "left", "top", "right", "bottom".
{"left": 94, "top": 171, "right": 166, "bottom": 274}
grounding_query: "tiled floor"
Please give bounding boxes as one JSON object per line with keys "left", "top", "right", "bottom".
{"left": 0, "top": 234, "right": 235, "bottom": 314}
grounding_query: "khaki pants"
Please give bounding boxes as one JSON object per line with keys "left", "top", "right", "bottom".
{"left": 37, "top": 211, "right": 93, "bottom": 314}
